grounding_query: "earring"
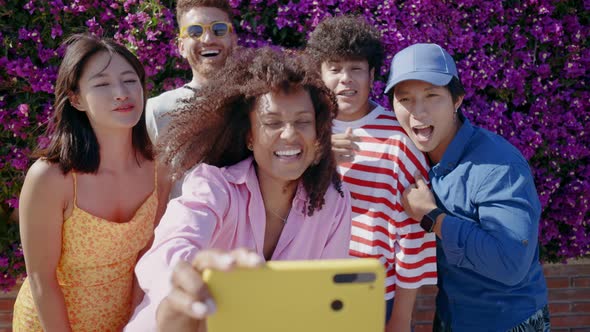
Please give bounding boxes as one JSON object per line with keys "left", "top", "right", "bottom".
{"left": 247, "top": 142, "right": 253, "bottom": 151}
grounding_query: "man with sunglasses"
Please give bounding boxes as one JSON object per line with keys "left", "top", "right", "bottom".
{"left": 145, "top": 0, "right": 237, "bottom": 199}
{"left": 146, "top": 0, "right": 237, "bottom": 146}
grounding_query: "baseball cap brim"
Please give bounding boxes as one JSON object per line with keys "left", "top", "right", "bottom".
{"left": 384, "top": 71, "right": 454, "bottom": 94}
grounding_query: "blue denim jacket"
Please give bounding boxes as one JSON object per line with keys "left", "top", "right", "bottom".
{"left": 431, "top": 115, "right": 548, "bottom": 331}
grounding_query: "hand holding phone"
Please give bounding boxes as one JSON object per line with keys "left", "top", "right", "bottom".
{"left": 156, "top": 248, "right": 263, "bottom": 332}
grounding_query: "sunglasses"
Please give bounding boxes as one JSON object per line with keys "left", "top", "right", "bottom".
{"left": 179, "top": 21, "right": 233, "bottom": 39}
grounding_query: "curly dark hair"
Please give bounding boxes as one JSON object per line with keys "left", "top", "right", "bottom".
{"left": 306, "top": 15, "right": 384, "bottom": 71}
{"left": 159, "top": 47, "right": 343, "bottom": 216}
{"left": 176, "top": 0, "right": 233, "bottom": 24}
{"left": 36, "top": 33, "right": 152, "bottom": 174}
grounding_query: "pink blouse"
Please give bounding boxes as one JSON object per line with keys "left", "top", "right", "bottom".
{"left": 124, "top": 157, "right": 352, "bottom": 331}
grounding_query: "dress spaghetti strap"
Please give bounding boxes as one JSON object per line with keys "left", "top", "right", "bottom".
{"left": 153, "top": 163, "right": 158, "bottom": 191}
{"left": 71, "top": 172, "right": 78, "bottom": 208}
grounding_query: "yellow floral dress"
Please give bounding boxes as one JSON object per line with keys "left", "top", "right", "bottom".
{"left": 13, "top": 171, "right": 157, "bottom": 331}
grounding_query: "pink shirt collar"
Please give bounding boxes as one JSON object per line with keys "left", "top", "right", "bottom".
{"left": 221, "top": 157, "right": 308, "bottom": 218}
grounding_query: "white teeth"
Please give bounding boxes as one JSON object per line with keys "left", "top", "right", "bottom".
{"left": 413, "top": 125, "right": 431, "bottom": 129}
{"left": 275, "top": 149, "right": 301, "bottom": 156}
{"left": 338, "top": 90, "right": 356, "bottom": 96}
{"left": 201, "top": 50, "right": 220, "bottom": 56}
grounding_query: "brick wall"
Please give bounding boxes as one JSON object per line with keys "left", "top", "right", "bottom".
{"left": 544, "top": 263, "right": 590, "bottom": 330}
{"left": 413, "top": 263, "right": 590, "bottom": 331}
{"left": 0, "top": 286, "right": 16, "bottom": 332}
{"left": 1, "top": 263, "right": 588, "bottom": 331}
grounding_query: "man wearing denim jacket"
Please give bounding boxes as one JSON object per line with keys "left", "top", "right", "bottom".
{"left": 385, "top": 43, "right": 549, "bottom": 331}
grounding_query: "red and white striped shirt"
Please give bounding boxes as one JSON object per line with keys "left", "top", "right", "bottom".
{"left": 334, "top": 104, "right": 437, "bottom": 300}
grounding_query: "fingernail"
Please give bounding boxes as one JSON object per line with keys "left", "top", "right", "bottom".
{"left": 247, "top": 254, "right": 264, "bottom": 266}
{"left": 218, "top": 254, "right": 234, "bottom": 268}
{"left": 191, "top": 301, "right": 208, "bottom": 319}
{"left": 205, "top": 298, "right": 217, "bottom": 315}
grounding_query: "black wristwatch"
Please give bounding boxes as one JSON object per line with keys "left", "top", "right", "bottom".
{"left": 420, "top": 208, "right": 445, "bottom": 232}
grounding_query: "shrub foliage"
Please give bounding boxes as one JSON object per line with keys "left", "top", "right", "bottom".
{"left": 0, "top": 0, "right": 588, "bottom": 290}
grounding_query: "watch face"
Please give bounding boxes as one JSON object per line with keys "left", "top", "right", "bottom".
{"left": 420, "top": 215, "right": 435, "bottom": 232}
{"left": 421, "top": 208, "right": 442, "bottom": 232}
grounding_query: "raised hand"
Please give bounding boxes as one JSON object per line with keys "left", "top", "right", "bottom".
{"left": 156, "top": 248, "right": 264, "bottom": 332}
{"left": 331, "top": 127, "right": 361, "bottom": 163}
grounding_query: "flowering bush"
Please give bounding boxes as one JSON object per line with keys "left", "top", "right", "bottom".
{"left": 0, "top": 212, "right": 25, "bottom": 292}
{"left": 0, "top": 0, "right": 588, "bottom": 289}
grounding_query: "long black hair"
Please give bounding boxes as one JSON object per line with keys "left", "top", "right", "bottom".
{"left": 35, "top": 33, "right": 153, "bottom": 174}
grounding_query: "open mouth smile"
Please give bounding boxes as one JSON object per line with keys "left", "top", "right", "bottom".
{"left": 200, "top": 50, "right": 221, "bottom": 58}
{"left": 412, "top": 124, "right": 434, "bottom": 141}
{"left": 337, "top": 90, "right": 357, "bottom": 97}
{"left": 274, "top": 149, "right": 302, "bottom": 159}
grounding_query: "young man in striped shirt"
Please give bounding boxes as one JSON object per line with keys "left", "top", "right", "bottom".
{"left": 306, "top": 16, "right": 437, "bottom": 332}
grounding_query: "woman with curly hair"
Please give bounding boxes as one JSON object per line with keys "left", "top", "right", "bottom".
{"left": 124, "top": 47, "right": 352, "bottom": 332}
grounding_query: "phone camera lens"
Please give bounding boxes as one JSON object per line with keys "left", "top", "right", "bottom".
{"left": 331, "top": 299, "right": 344, "bottom": 311}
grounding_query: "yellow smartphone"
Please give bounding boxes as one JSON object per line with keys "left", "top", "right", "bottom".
{"left": 202, "top": 258, "right": 385, "bottom": 332}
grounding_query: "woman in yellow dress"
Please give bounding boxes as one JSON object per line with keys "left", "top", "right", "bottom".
{"left": 12, "top": 33, "right": 168, "bottom": 331}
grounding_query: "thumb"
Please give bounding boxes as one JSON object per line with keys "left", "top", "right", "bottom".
{"left": 414, "top": 172, "right": 427, "bottom": 188}
{"left": 345, "top": 127, "right": 361, "bottom": 142}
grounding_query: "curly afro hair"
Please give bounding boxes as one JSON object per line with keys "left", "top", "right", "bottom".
{"left": 158, "top": 47, "right": 343, "bottom": 216}
{"left": 306, "top": 15, "right": 384, "bottom": 71}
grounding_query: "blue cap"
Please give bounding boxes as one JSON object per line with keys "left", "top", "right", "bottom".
{"left": 384, "top": 43, "right": 459, "bottom": 94}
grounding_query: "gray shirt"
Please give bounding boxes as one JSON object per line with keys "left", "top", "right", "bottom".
{"left": 145, "top": 85, "right": 197, "bottom": 145}
{"left": 146, "top": 85, "right": 197, "bottom": 200}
